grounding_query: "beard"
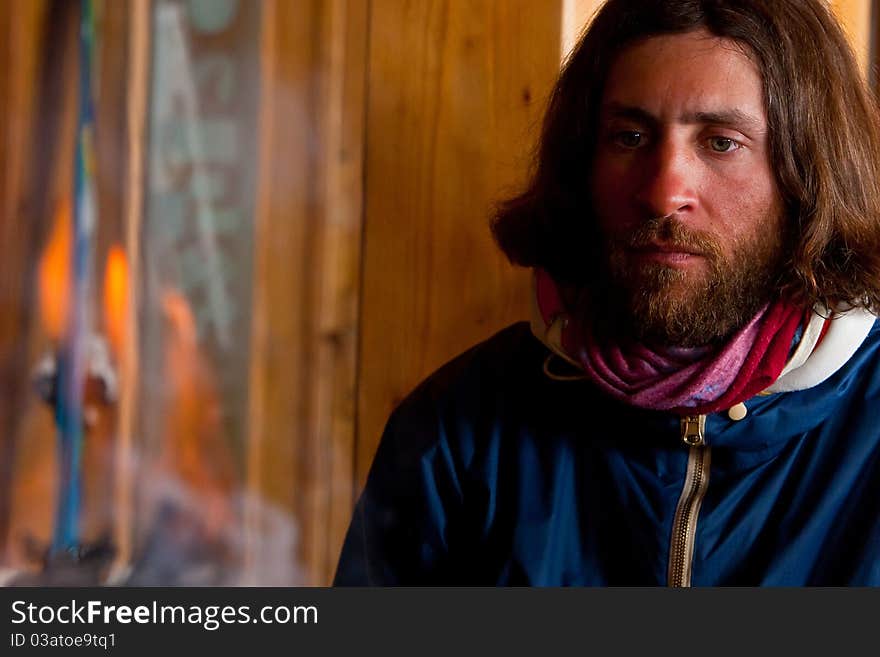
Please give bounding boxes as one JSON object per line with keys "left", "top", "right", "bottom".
{"left": 586, "top": 215, "right": 785, "bottom": 348}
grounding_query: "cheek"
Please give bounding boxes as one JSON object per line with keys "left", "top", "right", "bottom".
{"left": 590, "top": 158, "right": 636, "bottom": 233}
{"left": 706, "top": 172, "right": 781, "bottom": 239}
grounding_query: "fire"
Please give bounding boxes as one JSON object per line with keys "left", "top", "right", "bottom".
{"left": 37, "top": 199, "right": 72, "bottom": 341}
{"left": 159, "top": 289, "right": 236, "bottom": 534}
{"left": 102, "top": 245, "right": 129, "bottom": 359}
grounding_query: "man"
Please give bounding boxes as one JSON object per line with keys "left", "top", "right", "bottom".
{"left": 335, "top": 0, "right": 880, "bottom": 585}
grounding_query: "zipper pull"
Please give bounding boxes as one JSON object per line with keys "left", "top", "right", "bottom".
{"left": 680, "top": 414, "right": 706, "bottom": 447}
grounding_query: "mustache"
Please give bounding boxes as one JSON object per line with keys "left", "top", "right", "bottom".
{"left": 616, "top": 216, "right": 723, "bottom": 259}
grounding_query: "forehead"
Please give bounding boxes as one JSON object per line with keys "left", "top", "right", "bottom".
{"left": 600, "top": 28, "right": 766, "bottom": 124}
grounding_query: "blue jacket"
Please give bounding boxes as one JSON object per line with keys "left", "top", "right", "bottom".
{"left": 334, "top": 320, "right": 880, "bottom": 585}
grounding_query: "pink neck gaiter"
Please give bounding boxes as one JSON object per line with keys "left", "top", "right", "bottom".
{"left": 535, "top": 268, "right": 805, "bottom": 414}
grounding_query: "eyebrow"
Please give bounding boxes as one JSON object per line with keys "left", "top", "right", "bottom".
{"left": 601, "top": 102, "right": 764, "bottom": 134}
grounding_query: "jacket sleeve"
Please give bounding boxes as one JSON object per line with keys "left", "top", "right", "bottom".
{"left": 333, "top": 392, "right": 465, "bottom": 585}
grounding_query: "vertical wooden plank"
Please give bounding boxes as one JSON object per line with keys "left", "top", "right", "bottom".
{"left": 356, "top": 0, "right": 562, "bottom": 489}
{"left": 0, "top": 0, "right": 80, "bottom": 567}
{"left": 873, "top": 0, "right": 879, "bottom": 90}
{"left": 0, "top": 0, "right": 149, "bottom": 576}
{"left": 245, "top": 0, "right": 318, "bottom": 586}
{"left": 71, "top": 0, "right": 136, "bottom": 557}
{"left": 830, "top": 0, "right": 873, "bottom": 74}
{"left": 561, "top": 0, "right": 604, "bottom": 61}
{"left": 93, "top": 0, "right": 132, "bottom": 259}
{"left": 559, "top": 1, "right": 873, "bottom": 69}
{"left": 243, "top": 0, "right": 275, "bottom": 585}
{"left": 246, "top": 0, "right": 367, "bottom": 586}
{"left": 0, "top": 0, "right": 50, "bottom": 565}
{"left": 108, "top": 0, "right": 150, "bottom": 582}
{"left": 305, "top": 0, "right": 368, "bottom": 586}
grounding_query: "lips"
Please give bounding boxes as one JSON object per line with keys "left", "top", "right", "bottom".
{"left": 629, "top": 242, "right": 705, "bottom": 257}
{"left": 612, "top": 217, "right": 722, "bottom": 264}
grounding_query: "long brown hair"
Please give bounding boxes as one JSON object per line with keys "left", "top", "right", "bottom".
{"left": 492, "top": 0, "right": 880, "bottom": 313}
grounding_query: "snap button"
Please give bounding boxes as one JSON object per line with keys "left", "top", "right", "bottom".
{"left": 727, "top": 402, "right": 747, "bottom": 421}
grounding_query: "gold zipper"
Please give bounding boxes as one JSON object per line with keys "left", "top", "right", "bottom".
{"left": 668, "top": 414, "right": 711, "bottom": 587}
{"left": 680, "top": 414, "right": 705, "bottom": 446}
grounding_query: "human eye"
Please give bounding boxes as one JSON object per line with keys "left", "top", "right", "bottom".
{"left": 611, "top": 130, "right": 644, "bottom": 149}
{"left": 706, "top": 136, "right": 741, "bottom": 153}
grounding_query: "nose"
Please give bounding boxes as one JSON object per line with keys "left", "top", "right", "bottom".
{"left": 634, "top": 140, "right": 698, "bottom": 219}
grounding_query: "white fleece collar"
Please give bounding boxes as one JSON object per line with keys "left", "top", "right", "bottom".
{"left": 764, "top": 306, "right": 877, "bottom": 393}
{"left": 529, "top": 272, "right": 878, "bottom": 394}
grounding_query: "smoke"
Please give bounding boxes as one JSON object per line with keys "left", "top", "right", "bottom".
{"left": 122, "top": 468, "right": 305, "bottom": 587}
{"left": 4, "top": 443, "right": 307, "bottom": 587}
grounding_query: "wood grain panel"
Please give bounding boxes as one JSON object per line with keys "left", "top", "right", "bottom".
{"left": 0, "top": 0, "right": 146, "bottom": 570}
{"left": 246, "top": 0, "right": 367, "bottom": 586}
{"left": 874, "top": 0, "right": 880, "bottom": 90}
{"left": 109, "top": 0, "right": 150, "bottom": 580}
{"left": 82, "top": 0, "right": 133, "bottom": 556}
{"left": 0, "top": 0, "right": 50, "bottom": 564}
{"left": 246, "top": 0, "right": 319, "bottom": 585}
{"left": 559, "top": 1, "right": 873, "bottom": 70}
{"left": 305, "top": 0, "right": 368, "bottom": 587}
{"left": 830, "top": 0, "right": 872, "bottom": 74}
{"left": 561, "top": 0, "right": 604, "bottom": 61}
{"left": 356, "top": 0, "right": 562, "bottom": 489}
{"left": 0, "top": 0, "right": 79, "bottom": 566}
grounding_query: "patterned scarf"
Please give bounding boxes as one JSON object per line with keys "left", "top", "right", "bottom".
{"left": 535, "top": 268, "right": 806, "bottom": 414}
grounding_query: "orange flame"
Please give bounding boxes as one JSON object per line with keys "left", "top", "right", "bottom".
{"left": 37, "top": 199, "right": 72, "bottom": 341}
{"left": 160, "top": 289, "right": 235, "bottom": 534}
{"left": 103, "top": 245, "right": 129, "bottom": 359}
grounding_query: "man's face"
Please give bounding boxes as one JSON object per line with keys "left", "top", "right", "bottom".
{"left": 589, "top": 29, "right": 786, "bottom": 347}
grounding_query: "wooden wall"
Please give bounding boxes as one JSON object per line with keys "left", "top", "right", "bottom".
{"left": 245, "top": 0, "right": 368, "bottom": 587}
{"left": 1, "top": 0, "right": 875, "bottom": 586}
{"left": 252, "top": 0, "right": 876, "bottom": 585}
{"left": 0, "top": 0, "right": 54, "bottom": 565}
{"left": 875, "top": 0, "right": 880, "bottom": 88}
{"left": 0, "top": 0, "right": 141, "bottom": 569}
{"left": 0, "top": 0, "right": 86, "bottom": 566}
{"left": 831, "top": 0, "right": 873, "bottom": 74}
{"left": 246, "top": 0, "right": 565, "bottom": 586}
{"left": 356, "top": 0, "right": 562, "bottom": 494}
